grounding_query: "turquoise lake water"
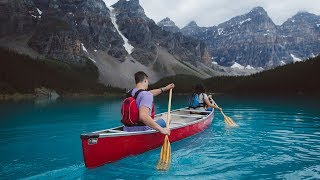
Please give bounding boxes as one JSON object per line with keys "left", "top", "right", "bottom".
{"left": 0, "top": 95, "right": 320, "bottom": 179}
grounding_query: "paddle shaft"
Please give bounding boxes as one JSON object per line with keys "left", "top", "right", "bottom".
{"left": 162, "top": 89, "right": 172, "bottom": 159}
{"left": 220, "top": 110, "right": 227, "bottom": 117}
{"left": 156, "top": 89, "right": 172, "bottom": 171}
{"left": 166, "top": 89, "right": 172, "bottom": 127}
{"left": 210, "top": 97, "right": 238, "bottom": 126}
{"left": 209, "top": 98, "right": 224, "bottom": 116}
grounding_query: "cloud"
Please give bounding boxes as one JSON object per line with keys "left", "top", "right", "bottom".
{"left": 104, "top": 0, "right": 320, "bottom": 28}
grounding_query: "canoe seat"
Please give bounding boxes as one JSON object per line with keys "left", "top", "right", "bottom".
{"left": 108, "top": 129, "right": 123, "bottom": 133}
{"left": 170, "top": 121, "right": 187, "bottom": 125}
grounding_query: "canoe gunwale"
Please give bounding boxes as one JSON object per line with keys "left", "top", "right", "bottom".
{"left": 80, "top": 107, "right": 214, "bottom": 138}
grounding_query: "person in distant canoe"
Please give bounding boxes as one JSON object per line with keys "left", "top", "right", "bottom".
{"left": 121, "top": 71, "right": 174, "bottom": 135}
{"left": 189, "top": 83, "right": 222, "bottom": 112}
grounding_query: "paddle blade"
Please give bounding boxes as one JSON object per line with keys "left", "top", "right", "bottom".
{"left": 156, "top": 136, "right": 171, "bottom": 171}
{"left": 224, "top": 115, "right": 238, "bottom": 127}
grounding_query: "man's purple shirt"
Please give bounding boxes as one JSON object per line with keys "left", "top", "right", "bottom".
{"left": 131, "top": 88, "right": 153, "bottom": 115}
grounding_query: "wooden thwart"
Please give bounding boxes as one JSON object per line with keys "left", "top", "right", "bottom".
{"left": 171, "top": 114, "right": 204, "bottom": 118}
{"left": 170, "top": 121, "right": 187, "bottom": 125}
{"left": 181, "top": 109, "right": 211, "bottom": 113}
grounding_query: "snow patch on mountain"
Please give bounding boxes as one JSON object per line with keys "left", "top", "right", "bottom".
{"left": 81, "top": 43, "right": 96, "bottom": 63}
{"left": 81, "top": 43, "right": 88, "bottom": 53}
{"left": 88, "top": 57, "right": 97, "bottom": 63}
{"left": 245, "top": 65, "right": 254, "bottom": 69}
{"left": 239, "top": 18, "right": 251, "bottom": 25}
{"left": 290, "top": 54, "right": 302, "bottom": 62}
{"left": 109, "top": 7, "right": 134, "bottom": 55}
{"left": 37, "top": 8, "right": 42, "bottom": 15}
{"left": 218, "top": 28, "right": 224, "bottom": 35}
{"left": 231, "top": 62, "right": 245, "bottom": 69}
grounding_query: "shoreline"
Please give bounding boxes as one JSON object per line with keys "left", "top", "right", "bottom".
{"left": 0, "top": 92, "right": 124, "bottom": 101}
{"left": 1, "top": 92, "right": 319, "bottom": 101}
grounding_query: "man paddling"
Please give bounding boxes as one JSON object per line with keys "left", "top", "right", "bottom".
{"left": 121, "top": 71, "right": 174, "bottom": 135}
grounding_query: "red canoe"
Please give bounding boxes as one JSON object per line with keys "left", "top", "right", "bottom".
{"left": 80, "top": 107, "right": 214, "bottom": 168}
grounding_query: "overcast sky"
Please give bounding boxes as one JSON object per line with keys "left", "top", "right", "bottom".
{"left": 104, "top": 0, "right": 320, "bottom": 28}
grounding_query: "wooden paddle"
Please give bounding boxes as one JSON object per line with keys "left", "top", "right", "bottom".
{"left": 209, "top": 97, "right": 238, "bottom": 127}
{"left": 220, "top": 110, "right": 238, "bottom": 127}
{"left": 156, "top": 89, "right": 172, "bottom": 171}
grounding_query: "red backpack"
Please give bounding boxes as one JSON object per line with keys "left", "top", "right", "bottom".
{"left": 121, "top": 89, "right": 155, "bottom": 126}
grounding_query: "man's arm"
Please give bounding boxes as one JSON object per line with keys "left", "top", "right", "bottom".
{"left": 149, "top": 87, "right": 164, "bottom": 96}
{"left": 139, "top": 106, "right": 170, "bottom": 135}
{"left": 204, "top": 98, "right": 222, "bottom": 111}
{"left": 150, "top": 83, "right": 175, "bottom": 96}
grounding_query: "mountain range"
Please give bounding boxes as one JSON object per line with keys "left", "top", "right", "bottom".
{"left": 158, "top": 7, "right": 320, "bottom": 69}
{"left": 1, "top": 0, "right": 319, "bottom": 90}
{"left": 1, "top": 0, "right": 221, "bottom": 89}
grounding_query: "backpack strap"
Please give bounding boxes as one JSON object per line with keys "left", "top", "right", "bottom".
{"left": 125, "top": 89, "right": 134, "bottom": 98}
{"left": 125, "top": 89, "right": 146, "bottom": 98}
{"left": 133, "top": 89, "right": 147, "bottom": 126}
{"left": 133, "top": 89, "right": 146, "bottom": 99}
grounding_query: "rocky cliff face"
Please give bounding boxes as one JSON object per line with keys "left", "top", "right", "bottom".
{"left": 0, "top": 0, "right": 39, "bottom": 36}
{"left": 1, "top": 0, "right": 130, "bottom": 65}
{"left": 180, "top": 21, "right": 206, "bottom": 38}
{"left": 170, "top": 7, "right": 320, "bottom": 69}
{"left": 279, "top": 12, "right": 320, "bottom": 60}
{"left": 209, "top": 7, "right": 283, "bottom": 68}
{"left": 111, "top": 0, "right": 210, "bottom": 66}
{"left": 28, "top": 0, "right": 128, "bottom": 65}
{"left": 157, "top": 17, "right": 180, "bottom": 33}
{"left": 0, "top": 0, "right": 216, "bottom": 88}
